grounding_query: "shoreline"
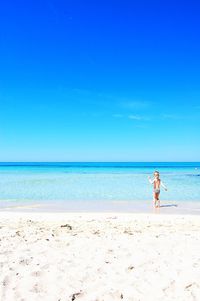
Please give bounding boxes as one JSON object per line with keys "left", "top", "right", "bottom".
{"left": 1, "top": 199, "right": 200, "bottom": 215}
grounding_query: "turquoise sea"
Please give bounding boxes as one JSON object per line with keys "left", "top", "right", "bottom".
{"left": 0, "top": 162, "right": 200, "bottom": 212}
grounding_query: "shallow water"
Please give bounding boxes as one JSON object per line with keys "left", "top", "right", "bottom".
{"left": 0, "top": 162, "right": 200, "bottom": 210}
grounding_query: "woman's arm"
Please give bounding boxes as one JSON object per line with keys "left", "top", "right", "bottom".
{"left": 148, "top": 176, "right": 154, "bottom": 184}
{"left": 161, "top": 181, "right": 167, "bottom": 191}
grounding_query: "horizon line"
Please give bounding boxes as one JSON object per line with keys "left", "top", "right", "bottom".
{"left": 0, "top": 161, "right": 200, "bottom": 164}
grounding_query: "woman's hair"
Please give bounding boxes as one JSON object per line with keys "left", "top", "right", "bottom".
{"left": 154, "top": 170, "right": 159, "bottom": 175}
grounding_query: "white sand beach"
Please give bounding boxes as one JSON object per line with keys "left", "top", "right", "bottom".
{"left": 0, "top": 211, "right": 200, "bottom": 301}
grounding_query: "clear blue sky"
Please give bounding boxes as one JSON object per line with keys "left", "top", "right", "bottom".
{"left": 0, "top": 0, "right": 200, "bottom": 161}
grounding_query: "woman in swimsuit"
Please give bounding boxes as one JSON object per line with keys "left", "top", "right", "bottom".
{"left": 148, "top": 171, "right": 167, "bottom": 208}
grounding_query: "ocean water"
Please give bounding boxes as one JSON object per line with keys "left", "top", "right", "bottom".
{"left": 0, "top": 162, "right": 200, "bottom": 211}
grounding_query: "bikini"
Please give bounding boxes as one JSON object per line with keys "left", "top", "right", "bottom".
{"left": 154, "top": 179, "right": 160, "bottom": 194}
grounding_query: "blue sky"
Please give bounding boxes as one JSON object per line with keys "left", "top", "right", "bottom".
{"left": 0, "top": 0, "right": 200, "bottom": 161}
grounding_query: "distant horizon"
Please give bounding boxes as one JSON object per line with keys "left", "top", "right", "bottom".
{"left": 0, "top": 161, "right": 200, "bottom": 164}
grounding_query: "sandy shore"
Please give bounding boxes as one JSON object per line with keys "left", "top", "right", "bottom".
{"left": 0, "top": 212, "right": 200, "bottom": 301}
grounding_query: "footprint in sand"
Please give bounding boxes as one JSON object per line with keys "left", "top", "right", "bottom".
{"left": 2, "top": 275, "right": 10, "bottom": 287}
{"left": 31, "top": 270, "right": 43, "bottom": 277}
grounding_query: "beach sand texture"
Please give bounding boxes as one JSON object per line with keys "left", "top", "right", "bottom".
{"left": 0, "top": 212, "right": 200, "bottom": 301}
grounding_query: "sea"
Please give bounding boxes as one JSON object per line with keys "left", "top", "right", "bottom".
{"left": 0, "top": 162, "right": 200, "bottom": 213}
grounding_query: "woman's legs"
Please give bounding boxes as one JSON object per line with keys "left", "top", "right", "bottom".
{"left": 153, "top": 192, "right": 160, "bottom": 207}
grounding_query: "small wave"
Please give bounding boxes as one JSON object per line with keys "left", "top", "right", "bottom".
{"left": 187, "top": 174, "right": 200, "bottom": 177}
